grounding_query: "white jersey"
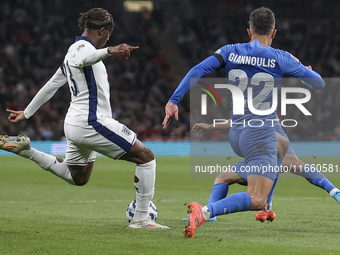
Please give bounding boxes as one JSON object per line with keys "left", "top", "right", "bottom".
{"left": 24, "top": 36, "right": 113, "bottom": 126}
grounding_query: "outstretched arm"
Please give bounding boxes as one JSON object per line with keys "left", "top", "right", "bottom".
{"left": 24, "top": 67, "right": 67, "bottom": 119}
{"left": 162, "top": 55, "right": 222, "bottom": 129}
{"left": 74, "top": 43, "right": 139, "bottom": 67}
{"left": 300, "top": 65, "right": 325, "bottom": 90}
{"left": 282, "top": 54, "right": 325, "bottom": 90}
{"left": 7, "top": 67, "right": 67, "bottom": 123}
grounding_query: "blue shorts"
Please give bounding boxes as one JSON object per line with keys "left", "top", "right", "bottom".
{"left": 229, "top": 125, "right": 278, "bottom": 180}
{"left": 232, "top": 159, "right": 281, "bottom": 182}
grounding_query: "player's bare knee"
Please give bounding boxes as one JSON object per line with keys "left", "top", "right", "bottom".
{"left": 214, "top": 171, "right": 244, "bottom": 185}
{"left": 214, "top": 176, "right": 233, "bottom": 185}
{"left": 139, "top": 147, "right": 154, "bottom": 164}
{"left": 214, "top": 178, "right": 226, "bottom": 185}
{"left": 145, "top": 147, "right": 154, "bottom": 161}
{"left": 214, "top": 173, "right": 228, "bottom": 184}
{"left": 69, "top": 165, "right": 92, "bottom": 186}
{"left": 73, "top": 178, "right": 89, "bottom": 186}
{"left": 75, "top": 181, "right": 87, "bottom": 186}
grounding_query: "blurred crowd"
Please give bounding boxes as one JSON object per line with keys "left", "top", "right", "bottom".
{"left": 0, "top": 0, "right": 188, "bottom": 141}
{"left": 0, "top": 0, "right": 340, "bottom": 141}
{"left": 171, "top": 0, "right": 340, "bottom": 141}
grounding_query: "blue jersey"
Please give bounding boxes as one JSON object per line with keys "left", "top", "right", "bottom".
{"left": 169, "top": 39, "right": 324, "bottom": 123}
{"left": 168, "top": 39, "right": 324, "bottom": 180}
{"left": 215, "top": 39, "right": 318, "bottom": 122}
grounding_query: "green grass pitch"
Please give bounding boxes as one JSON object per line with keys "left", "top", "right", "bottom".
{"left": 1, "top": 156, "right": 340, "bottom": 255}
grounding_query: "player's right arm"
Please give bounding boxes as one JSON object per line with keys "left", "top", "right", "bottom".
{"left": 7, "top": 67, "right": 67, "bottom": 123}
{"left": 74, "top": 43, "right": 138, "bottom": 67}
{"left": 162, "top": 50, "right": 226, "bottom": 129}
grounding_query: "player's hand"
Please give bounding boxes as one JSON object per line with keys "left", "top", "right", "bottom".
{"left": 108, "top": 43, "right": 139, "bottom": 59}
{"left": 162, "top": 101, "right": 178, "bottom": 129}
{"left": 6, "top": 109, "right": 26, "bottom": 123}
{"left": 191, "top": 123, "right": 212, "bottom": 134}
{"left": 301, "top": 65, "right": 313, "bottom": 85}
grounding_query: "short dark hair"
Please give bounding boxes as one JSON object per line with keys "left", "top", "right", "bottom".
{"left": 78, "top": 8, "right": 113, "bottom": 30}
{"left": 249, "top": 7, "right": 275, "bottom": 35}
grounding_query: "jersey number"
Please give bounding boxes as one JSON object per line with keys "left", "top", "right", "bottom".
{"left": 228, "top": 69, "right": 274, "bottom": 110}
{"left": 61, "top": 61, "right": 78, "bottom": 96}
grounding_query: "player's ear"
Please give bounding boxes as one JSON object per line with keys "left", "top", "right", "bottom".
{"left": 99, "top": 27, "right": 105, "bottom": 36}
{"left": 247, "top": 28, "right": 252, "bottom": 38}
{"left": 271, "top": 29, "right": 277, "bottom": 39}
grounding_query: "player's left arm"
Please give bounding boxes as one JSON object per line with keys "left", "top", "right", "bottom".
{"left": 281, "top": 52, "right": 325, "bottom": 89}
{"left": 300, "top": 65, "right": 325, "bottom": 90}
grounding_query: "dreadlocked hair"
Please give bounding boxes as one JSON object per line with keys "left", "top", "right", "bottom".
{"left": 78, "top": 8, "right": 113, "bottom": 29}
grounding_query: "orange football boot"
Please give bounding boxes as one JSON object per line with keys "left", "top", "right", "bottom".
{"left": 255, "top": 208, "right": 276, "bottom": 222}
{"left": 183, "top": 202, "right": 206, "bottom": 238}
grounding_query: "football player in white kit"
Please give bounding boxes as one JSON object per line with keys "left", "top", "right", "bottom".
{"left": 1, "top": 8, "right": 169, "bottom": 229}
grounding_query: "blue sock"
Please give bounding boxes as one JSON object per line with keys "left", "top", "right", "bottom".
{"left": 266, "top": 157, "right": 284, "bottom": 204}
{"left": 208, "top": 183, "right": 229, "bottom": 204}
{"left": 207, "top": 192, "right": 251, "bottom": 217}
{"left": 301, "top": 164, "right": 336, "bottom": 193}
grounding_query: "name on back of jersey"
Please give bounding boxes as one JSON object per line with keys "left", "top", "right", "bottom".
{"left": 228, "top": 53, "right": 276, "bottom": 68}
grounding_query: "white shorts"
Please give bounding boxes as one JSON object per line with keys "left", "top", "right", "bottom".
{"left": 64, "top": 118, "right": 137, "bottom": 166}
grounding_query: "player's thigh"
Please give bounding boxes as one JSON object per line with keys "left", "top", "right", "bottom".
{"left": 80, "top": 118, "right": 137, "bottom": 160}
{"left": 239, "top": 127, "right": 277, "bottom": 162}
{"left": 64, "top": 123, "right": 97, "bottom": 166}
{"left": 228, "top": 128, "right": 244, "bottom": 157}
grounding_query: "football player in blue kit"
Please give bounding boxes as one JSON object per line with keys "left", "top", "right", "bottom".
{"left": 190, "top": 119, "right": 340, "bottom": 223}
{"left": 162, "top": 7, "right": 325, "bottom": 237}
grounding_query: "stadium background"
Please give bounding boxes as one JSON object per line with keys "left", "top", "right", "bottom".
{"left": 1, "top": 1, "right": 340, "bottom": 254}
{"left": 1, "top": 0, "right": 340, "bottom": 144}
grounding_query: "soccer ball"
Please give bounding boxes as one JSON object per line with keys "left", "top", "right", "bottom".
{"left": 126, "top": 200, "right": 158, "bottom": 223}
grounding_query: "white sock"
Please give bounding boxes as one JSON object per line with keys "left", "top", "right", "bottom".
{"left": 330, "top": 188, "right": 340, "bottom": 196}
{"left": 202, "top": 206, "right": 211, "bottom": 220}
{"left": 133, "top": 159, "right": 156, "bottom": 222}
{"left": 265, "top": 202, "right": 272, "bottom": 211}
{"left": 19, "top": 147, "right": 74, "bottom": 185}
